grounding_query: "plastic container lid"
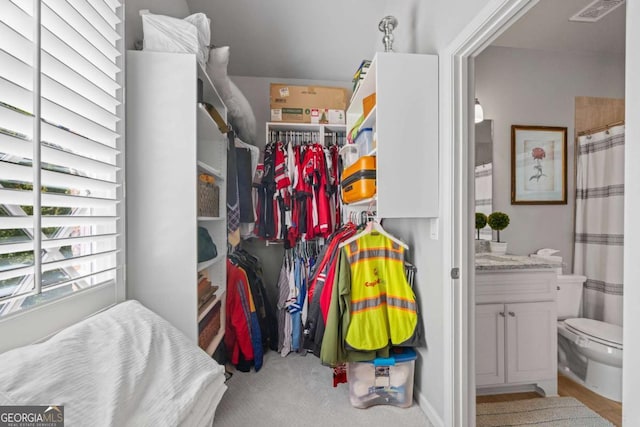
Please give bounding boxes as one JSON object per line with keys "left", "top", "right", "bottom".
{"left": 365, "top": 347, "right": 417, "bottom": 366}
{"left": 355, "top": 127, "right": 373, "bottom": 140}
{"left": 565, "top": 318, "right": 623, "bottom": 346}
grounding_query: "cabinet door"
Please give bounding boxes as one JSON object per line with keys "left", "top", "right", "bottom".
{"left": 506, "top": 302, "right": 557, "bottom": 384}
{"left": 476, "top": 304, "right": 505, "bottom": 386}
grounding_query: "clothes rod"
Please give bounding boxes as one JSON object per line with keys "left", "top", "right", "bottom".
{"left": 577, "top": 120, "right": 625, "bottom": 137}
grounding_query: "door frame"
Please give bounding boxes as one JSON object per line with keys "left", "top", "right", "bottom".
{"left": 440, "top": 1, "right": 540, "bottom": 425}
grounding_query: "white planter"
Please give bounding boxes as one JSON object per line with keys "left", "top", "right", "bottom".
{"left": 490, "top": 241, "right": 508, "bottom": 254}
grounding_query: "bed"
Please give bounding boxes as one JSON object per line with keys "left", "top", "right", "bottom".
{"left": 0, "top": 300, "right": 227, "bottom": 426}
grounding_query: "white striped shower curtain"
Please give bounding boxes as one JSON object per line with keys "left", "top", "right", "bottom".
{"left": 574, "top": 125, "right": 624, "bottom": 326}
{"left": 475, "top": 163, "right": 493, "bottom": 240}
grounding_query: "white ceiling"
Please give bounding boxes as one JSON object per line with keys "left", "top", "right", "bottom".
{"left": 184, "top": 0, "right": 626, "bottom": 82}
{"left": 186, "top": 0, "right": 396, "bottom": 82}
{"left": 492, "top": 0, "right": 625, "bottom": 56}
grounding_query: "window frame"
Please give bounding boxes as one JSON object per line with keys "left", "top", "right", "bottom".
{"left": 0, "top": 0, "right": 125, "bottom": 353}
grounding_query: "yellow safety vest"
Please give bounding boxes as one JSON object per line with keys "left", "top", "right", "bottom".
{"left": 344, "top": 233, "right": 418, "bottom": 351}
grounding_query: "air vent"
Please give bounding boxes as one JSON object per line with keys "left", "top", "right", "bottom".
{"left": 569, "top": 0, "right": 625, "bottom": 22}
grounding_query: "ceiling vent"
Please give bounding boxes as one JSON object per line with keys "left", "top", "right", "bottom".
{"left": 569, "top": 0, "right": 625, "bottom": 22}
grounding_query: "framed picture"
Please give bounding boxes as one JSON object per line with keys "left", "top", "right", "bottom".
{"left": 511, "top": 125, "right": 567, "bottom": 204}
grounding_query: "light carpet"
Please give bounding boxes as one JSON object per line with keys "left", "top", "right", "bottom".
{"left": 213, "top": 350, "right": 431, "bottom": 427}
{"left": 476, "top": 397, "right": 614, "bottom": 427}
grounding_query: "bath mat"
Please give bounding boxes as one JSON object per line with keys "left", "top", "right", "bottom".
{"left": 476, "top": 396, "right": 614, "bottom": 426}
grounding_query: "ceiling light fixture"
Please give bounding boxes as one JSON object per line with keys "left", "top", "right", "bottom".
{"left": 475, "top": 98, "right": 484, "bottom": 124}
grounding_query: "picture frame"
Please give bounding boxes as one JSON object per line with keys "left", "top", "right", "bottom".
{"left": 511, "top": 125, "right": 567, "bottom": 204}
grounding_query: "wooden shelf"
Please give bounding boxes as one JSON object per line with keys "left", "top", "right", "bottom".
{"left": 198, "top": 253, "right": 226, "bottom": 272}
{"left": 198, "top": 290, "right": 225, "bottom": 322}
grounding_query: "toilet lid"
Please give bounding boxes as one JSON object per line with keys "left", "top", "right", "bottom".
{"left": 565, "top": 318, "right": 623, "bottom": 347}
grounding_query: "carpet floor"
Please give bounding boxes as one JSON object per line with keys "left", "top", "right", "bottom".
{"left": 476, "top": 396, "right": 615, "bottom": 427}
{"left": 212, "top": 350, "right": 431, "bottom": 427}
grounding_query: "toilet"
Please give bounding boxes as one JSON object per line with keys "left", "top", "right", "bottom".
{"left": 557, "top": 274, "right": 623, "bottom": 402}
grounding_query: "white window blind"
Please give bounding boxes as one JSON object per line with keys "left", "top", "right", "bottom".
{"left": 0, "top": 0, "right": 123, "bottom": 318}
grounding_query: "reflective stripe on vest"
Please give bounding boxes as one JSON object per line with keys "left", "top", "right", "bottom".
{"left": 344, "top": 233, "right": 418, "bottom": 351}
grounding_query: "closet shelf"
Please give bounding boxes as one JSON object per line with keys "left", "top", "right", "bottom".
{"left": 197, "top": 290, "right": 225, "bottom": 323}
{"left": 344, "top": 196, "right": 377, "bottom": 207}
{"left": 198, "top": 252, "right": 226, "bottom": 272}
{"left": 197, "top": 160, "right": 224, "bottom": 180}
{"left": 197, "top": 104, "right": 225, "bottom": 141}
{"left": 197, "top": 216, "right": 225, "bottom": 221}
{"left": 361, "top": 106, "right": 377, "bottom": 130}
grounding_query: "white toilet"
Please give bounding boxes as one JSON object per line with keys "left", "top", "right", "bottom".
{"left": 557, "top": 274, "right": 623, "bottom": 402}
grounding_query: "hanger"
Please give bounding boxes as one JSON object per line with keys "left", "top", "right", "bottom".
{"left": 339, "top": 218, "right": 408, "bottom": 249}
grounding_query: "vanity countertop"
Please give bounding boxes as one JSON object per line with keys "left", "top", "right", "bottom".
{"left": 475, "top": 253, "right": 558, "bottom": 271}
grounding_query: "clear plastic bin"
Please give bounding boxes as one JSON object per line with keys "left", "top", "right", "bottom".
{"left": 347, "top": 347, "right": 416, "bottom": 408}
{"left": 355, "top": 127, "right": 374, "bottom": 156}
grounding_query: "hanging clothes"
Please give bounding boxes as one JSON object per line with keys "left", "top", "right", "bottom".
{"left": 255, "top": 138, "right": 342, "bottom": 245}
{"left": 319, "top": 223, "right": 421, "bottom": 367}
{"left": 226, "top": 131, "right": 241, "bottom": 248}
{"left": 303, "top": 223, "right": 358, "bottom": 357}
{"left": 276, "top": 241, "right": 320, "bottom": 356}
{"left": 225, "top": 259, "right": 263, "bottom": 372}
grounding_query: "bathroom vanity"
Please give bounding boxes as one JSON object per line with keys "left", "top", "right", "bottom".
{"left": 475, "top": 254, "right": 558, "bottom": 396}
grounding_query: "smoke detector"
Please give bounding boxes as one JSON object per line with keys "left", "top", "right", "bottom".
{"left": 569, "top": 0, "right": 625, "bottom": 22}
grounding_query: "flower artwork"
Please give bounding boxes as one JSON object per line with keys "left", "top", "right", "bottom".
{"left": 530, "top": 147, "right": 546, "bottom": 182}
{"left": 511, "top": 125, "right": 567, "bottom": 204}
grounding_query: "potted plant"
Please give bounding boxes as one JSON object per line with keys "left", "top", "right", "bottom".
{"left": 487, "top": 211, "right": 510, "bottom": 254}
{"left": 475, "top": 212, "right": 487, "bottom": 240}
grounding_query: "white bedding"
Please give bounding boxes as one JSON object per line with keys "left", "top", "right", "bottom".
{"left": 0, "top": 300, "right": 226, "bottom": 426}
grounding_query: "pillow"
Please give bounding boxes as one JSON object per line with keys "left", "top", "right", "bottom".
{"left": 206, "top": 46, "right": 257, "bottom": 145}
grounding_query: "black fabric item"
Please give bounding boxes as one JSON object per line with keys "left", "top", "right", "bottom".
{"left": 227, "top": 131, "right": 240, "bottom": 235}
{"left": 235, "top": 146, "right": 255, "bottom": 223}
{"left": 197, "top": 226, "right": 217, "bottom": 263}
{"left": 258, "top": 143, "right": 276, "bottom": 239}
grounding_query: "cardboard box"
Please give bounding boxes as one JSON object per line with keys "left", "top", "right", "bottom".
{"left": 270, "top": 84, "right": 348, "bottom": 123}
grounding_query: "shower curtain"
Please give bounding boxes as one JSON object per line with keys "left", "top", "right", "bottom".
{"left": 574, "top": 124, "right": 624, "bottom": 326}
{"left": 475, "top": 163, "right": 493, "bottom": 240}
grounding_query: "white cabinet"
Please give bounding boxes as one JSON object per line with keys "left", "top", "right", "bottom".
{"left": 126, "top": 51, "right": 227, "bottom": 356}
{"left": 476, "top": 270, "right": 557, "bottom": 395}
{"left": 345, "top": 52, "right": 438, "bottom": 218}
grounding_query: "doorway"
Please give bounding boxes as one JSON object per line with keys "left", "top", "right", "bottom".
{"left": 444, "top": 0, "right": 632, "bottom": 425}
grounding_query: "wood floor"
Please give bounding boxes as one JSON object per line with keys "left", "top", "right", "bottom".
{"left": 476, "top": 374, "right": 622, "bottom": 426}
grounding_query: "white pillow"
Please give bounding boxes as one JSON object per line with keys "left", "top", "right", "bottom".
{"left": 207, "top": 46, "right": 257, "bottom": 145}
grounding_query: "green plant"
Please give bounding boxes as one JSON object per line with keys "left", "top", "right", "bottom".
{"left": 475, "top": 212, "right": 487, "bottom": 240}
{"left": 487, "top": 211, "right": 510, "bottom": 242}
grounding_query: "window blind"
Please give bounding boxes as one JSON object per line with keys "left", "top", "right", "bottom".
{"left": 0, "top": 0, "right": 122, "bottom": 316}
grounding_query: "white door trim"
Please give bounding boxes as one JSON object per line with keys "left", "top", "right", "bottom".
{"left": 440, "top": 1, "right": 540, "bottom": 425}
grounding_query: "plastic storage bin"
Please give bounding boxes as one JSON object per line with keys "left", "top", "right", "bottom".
{"left": 355, "top": 127, "right": 374, "bottom": 155}
{"left": 347, "top": 347, "right": 416, "bottom": 408}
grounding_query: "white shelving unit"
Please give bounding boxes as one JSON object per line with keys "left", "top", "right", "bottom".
{"left": 345, "top": 52, "right": 439, "bottom": 218}
{"left": 126, "top": 51, "right": 227, "bottom": 356}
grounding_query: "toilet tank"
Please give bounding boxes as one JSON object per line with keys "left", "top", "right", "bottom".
{"left": 557, "top": 275, "right": 586, "bottom": 319}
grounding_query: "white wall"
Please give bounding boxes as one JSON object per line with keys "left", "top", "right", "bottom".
{"left": 475, "top": 46, "right": 625, "bottom": 269}
{"left": 623, "top": 1, "right": 640, "bottom": 424}
{"left": 125, "top": 0, "right": 191, "bottom": 50}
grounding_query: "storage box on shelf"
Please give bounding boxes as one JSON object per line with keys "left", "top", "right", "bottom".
{"left": 269, "top": 84, "right": 349, "bottom": 124}
{"left": 344, "top": 52, "right": 438, "bottom": 219}
{"left": 126, "top": 50, "right": 227, "bottom": 356}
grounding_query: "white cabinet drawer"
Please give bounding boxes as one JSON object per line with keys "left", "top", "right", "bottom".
{"left": 476, "top": 270, "right": 557, "bottom": 304}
